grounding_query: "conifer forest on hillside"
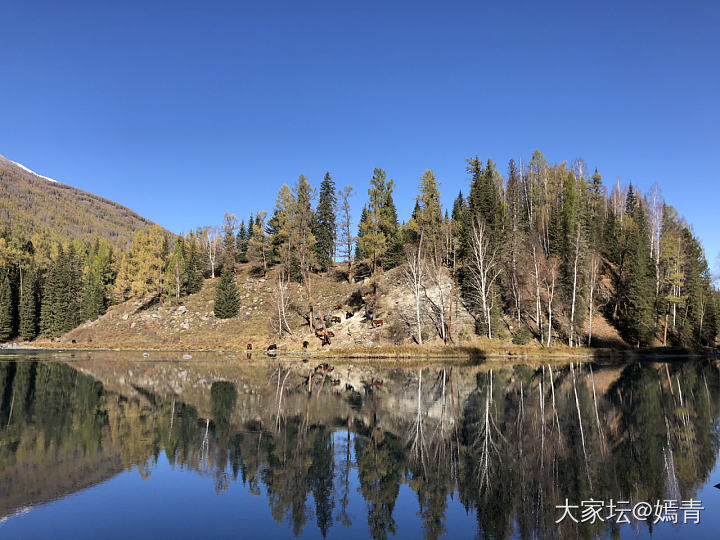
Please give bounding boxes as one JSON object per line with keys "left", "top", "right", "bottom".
{"left": 1, "top": 151, "right": 718, "bottom": 351}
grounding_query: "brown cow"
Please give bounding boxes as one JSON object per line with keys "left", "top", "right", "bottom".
{"left": 331, "top": 316, "right": 341, "bottom": 323}
{"left": 335, "top": 304, "right": 343, "bottom": 310}
{"left": 315, "top": 329, "right": 325, "bottom": 338}
{"left": 314, "top": 364, "right": 334, "bottom": 376}
{"left": 371, "top": 319, "right": 384, "bottom": 328}
{"left": 247, "top": 343, "right": 253, "bottom": 350}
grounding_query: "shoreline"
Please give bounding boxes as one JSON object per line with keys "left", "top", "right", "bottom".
{"left": 2, "top": 342, "right": 716, "bottom": 364}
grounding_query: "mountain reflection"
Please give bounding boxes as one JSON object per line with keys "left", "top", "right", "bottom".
{"left": 1, "top": 356, "right": 719, "bottom": 539}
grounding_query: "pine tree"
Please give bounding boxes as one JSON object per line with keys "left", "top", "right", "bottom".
{"left": 313, "top": 172, "right": 337, "bottom": 271}
{"left": 19, "top": 269, "right": 38, "bottom": 341}
{"left": 222, "top": 212, "right": 238, "bottom": 269}
{"left": 247, "top": 214, "right": 255, "bottom": 240}
{"left": 60, "top": 245, "right": 82, "bottom": 333}
{"left": 355, "top": 206, "right": 369, "bottom": 261}
{"left": 268, "top": 184, "right": 295, "bottom": 271}
{"left": 236, "top": 220, "right": 248, "bottom": 263}
{"left": 292, "top": 174, "right": 316, "bottom": 281}
{"left": 81, "top": 273, "right": 105, "bottom": 322}
{"left": 40, "top": 246, "right": 62, "bottom": 337}
{"left": 415, "top": 170, "right": 443, "bottom": 258}
{"left": 357, "top": 169, "right": 398, "bottom": 272}
{"left": 0, "top": 275, "right": 13, "bottom": 342}
{"left": 39, "top": 245, "right": 81, "bottom": 337}
{"left": 214, "top": 264, "right": 239, "bottom": 319}
{"left": 617, "top": 201, "right": 655, "bottom": 346}
{"left": 184, "top": 233, "right": 204, "bottom": 294}
{"left": 163, "top": 237, "right": 186, "bottom": 303}
{"left": 247, "top": 211, "right": 269, "bottom": 276}
{"left": 467, "top": 157, "right": 504, "bottom": 242}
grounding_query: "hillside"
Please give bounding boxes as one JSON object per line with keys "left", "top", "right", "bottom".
{"left": 0, "top": 155, "right": 156, "bottom": 248}
{"left": 30, "top": 263, "right": 628, "bottom": 354}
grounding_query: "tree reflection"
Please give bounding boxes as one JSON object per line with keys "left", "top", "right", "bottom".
{"left": 1, "top": 358, "right": 719, "bottom": 538}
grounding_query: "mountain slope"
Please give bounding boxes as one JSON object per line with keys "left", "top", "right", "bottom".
{"left": 0, "top": 155, "right": 157, "bottom": 248}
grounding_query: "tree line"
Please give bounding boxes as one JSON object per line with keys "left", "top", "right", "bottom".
{"left": 0, "top": 150, "right": 718, "bottom": 347}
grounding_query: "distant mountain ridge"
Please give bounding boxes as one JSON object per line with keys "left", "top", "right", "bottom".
{"left": 0, "top": 154, "right": 158, "bottom": 248}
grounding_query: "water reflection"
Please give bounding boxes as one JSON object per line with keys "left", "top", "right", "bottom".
{"left": 0, "top": 355, "right": 719, "bottom": 539}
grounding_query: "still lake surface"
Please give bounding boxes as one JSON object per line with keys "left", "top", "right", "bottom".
{"left": 1, "top": 350, "right": 719, "bottom": 539}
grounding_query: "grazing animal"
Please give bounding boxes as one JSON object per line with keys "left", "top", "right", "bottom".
{"left": 331, "top": 316, "right": 341, "bottom": 323}
{"left": 346, "top": 311, "right": 353, "bottom": 319}
{"left": 267, "top": 344, "right": 277, "bottom": 351}
{"left": 247, "top": 343, "right": 253, "bottom": 350}
{"left": 325, "top": 330, "right": 335, "bottom": 338}
{"left": 371, "top": 319, "right": 384, "bottom": 328}
{"left": 315, "top": 329, "right": 325, "bottom": 338}
{"left": 87, "top": 338, "right": 93, "bottom": 343}
{"left": 303, "top": 340, "right": 309, "bottom": 349}
{"left": 335, "top": 304, "right": 343, "bottom": 310}
{"left": 314, "top": 364, "right": 334, "bottom": 375}
{"left": 71, "top": 339, "right": 76, "bottom": 344}
{"left": 331, "top": 378, "right": 341, "bottom": 386}
{"left": 371, "top": 378, "right": 384, "bottom": 387}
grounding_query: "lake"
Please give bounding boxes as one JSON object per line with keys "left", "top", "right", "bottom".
{"left": 1, "top": 350, "right": 719, "bottom": 539}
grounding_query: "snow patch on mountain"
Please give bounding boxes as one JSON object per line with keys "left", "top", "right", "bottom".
{"left": 10, "top": 159, "right": 58, "bottom": 183}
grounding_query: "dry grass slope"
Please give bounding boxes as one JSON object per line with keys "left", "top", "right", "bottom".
{"left": 29, "top": 262, "right": 629, "bottom": 357}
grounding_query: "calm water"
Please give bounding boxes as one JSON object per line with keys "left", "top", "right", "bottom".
{"left": 1, "top": 351, "right": 719, "bottom": 539}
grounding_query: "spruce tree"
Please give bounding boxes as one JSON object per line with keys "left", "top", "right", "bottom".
{"left": 236, "top": 220, "right": 248, "bottom": 263}
{"left": 40, "top": 247, "right": 62, "bottom": 337}
{"left": 355, "top": 206, "right": 369, "bottom": 261}
{"left": 0, "top": 275, "right": 13, "bottom": 342}
{"left": 222, "top": 212, "right": 237, "bottom": 268}
{"left": 452, "top": 191, "right": 468, "bottom": 260}
{"left": 61, "top": 246, "right": 82, "bottom": 333}
{"left": 247, "top": 214, "right": 255, "bottom": 241}
{"left": 313, "top": 172, "right": 337, "bottom": 271}
{"left": 617, "top": 202, "right": 655, "bottom": 346}
{"left": 214, "top": 264, "right": 239, "bottom": 319}
{"left": 467, "top": 157, "right": 504, "bottom": 242}
{"left": 163, "top": 237, "right": 187, "bottom": 303}
{"left": 19, "top": 269, "right": 38, "bottom": 341}
{"left": 184, "top": 235, "right": 204, "bottom": 294}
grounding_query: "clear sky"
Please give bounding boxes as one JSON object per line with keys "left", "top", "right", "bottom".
{"left": 1, "top": 1, "right": 718, "bottom": 273}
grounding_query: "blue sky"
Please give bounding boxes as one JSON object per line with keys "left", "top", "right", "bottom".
{"left": 1, "top": 1, "right": 718, "bottom": 273}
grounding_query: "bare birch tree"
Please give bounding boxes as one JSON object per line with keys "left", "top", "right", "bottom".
{"left": 424, "top": 255, "right": 450, "bottom": 342}
{"left": 404, "top": 242, "right": 426, "bottom": 344}
{"left": 587, "top": 252, "right": 601, "bottom": 346}
{"left": 544, "top": 257, "right": 558, "bottom": 347}
{"left": 568, "top": 228, "right": 583, "bottom": 347}
{"left": 648, "top": 184, "right": 664, "bottom": 295}
{"left": 199, "top": 226, "right": 221, "bottom": 278}
{"left": 272, "top": 269, "right": 293, "bottom": 337}
{"left": 468, "top": 217, "right": 501, "bottom": 339}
